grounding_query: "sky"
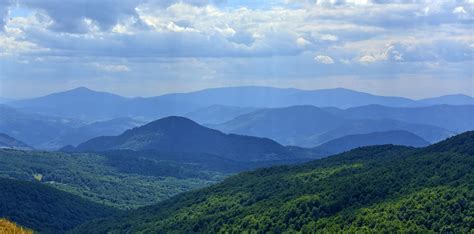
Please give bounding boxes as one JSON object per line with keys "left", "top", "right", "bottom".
{"left": 0, "top": 0, "right": 473, "bottom": 99}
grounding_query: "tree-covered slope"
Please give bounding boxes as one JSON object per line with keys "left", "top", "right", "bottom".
{"left": 75, "top": 131, "right": 474, "bottom": 233}
{"left": 72, "top": 116, "right": 314, "bottom": 162}
{"left": 0, "top": 178, "right": 119, "bottom": 233}
{"left": 314, "top": 130, "right": 429, "bottom": 154}
{"left": 0, "top": 149, "right": 224, "bottom": 209}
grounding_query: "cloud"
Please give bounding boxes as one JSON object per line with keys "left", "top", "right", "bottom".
{"left": 296, "top": 37, "right": 311, "bottom": 47}
{"left": 17, "top": 0, "right": 142, "bottom": 33}
{"left": 3, "top": 0, "right": 472, "bottom": 60}
{"left": 358, "top": 55, "right": 377, "bottom": 64}
{"left": 0, "top": 0, "right": 473, "bottom": 98}
{"left": 0, "top": 36, "right": 47, "bottom": 56}
{"left": 95, "top": 63, "right": 131, "bottom": 72}
{"left": 453, "top": 6, "right": 467, "bottom": 14}
{"left": 318, "top": 34, "right": 338, "bottom": 41}
{"left": 314, "top": 55, "right": 334, "bottom": 64}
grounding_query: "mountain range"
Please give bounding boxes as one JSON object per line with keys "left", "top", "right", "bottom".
{"left": 2, "top": 87, "right": 473, "bottom": 150}
{"left": 73, "top": 131, "right": 474, "bottom": 233}
{"left": 341, "top": 104, "right": 474, "bottom": 133}
{"left": 68, "top": 116, "right": 318, "bottom": 162}
{"left": 7, "top": 86, "right": 474, "bottom": 121}
{"left": 0, "top": 109, "right": 472, "bottom": 233}
{"left": 0, "top": 104, "right": 144, "bottom": 149}
{"left": 212, "top": 105, "right": 458, "bottom": 147}
{"left": 68, "top": 116, "right": 439, "bottom": 162}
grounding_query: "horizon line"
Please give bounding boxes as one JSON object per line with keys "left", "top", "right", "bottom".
{"left": 3, "top": 85, "right": 474, "bottom": 101}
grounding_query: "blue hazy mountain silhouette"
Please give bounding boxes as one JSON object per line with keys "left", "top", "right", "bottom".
{"left": 10, "top": 86, "right": 470, "bottom": 121}
{"left": 184, "top": 105, "right": 258, "bottom": 125}
{"left": 419, "top": 94, "right": 474, "bottom": 105}
{"left": 211, "top": 105, "right": 347, "bottom": 146}
{"left": 0, "top": 133, "right": 33, "bottom": 150}
{"left": 342, "top": 104, "right": 474, "bottom": 133}
{"left": 4, "top": 87, "right": 473, "bottom": 149}
{"left": 0, "top": 104, "right": 143, "bottom": 149}
{"left": 314, "top": 130, "right": 429, "bottom": 155}
{"left": 213, "top": 105, "right": 457, "bottom": 147}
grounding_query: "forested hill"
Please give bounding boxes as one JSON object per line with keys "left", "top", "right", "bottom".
{"left": 0, "top": 178, "right": 119, "bottom": 233}
{"left": 70, "top": 116, "right": 316, "bottom": 162}
{"left": 75, "top": 131, "right": 474, "bottom": 233}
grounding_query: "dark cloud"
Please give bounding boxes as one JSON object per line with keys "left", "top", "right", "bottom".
{"left": 20, "top": 25, "right": 303, "bottom": 58}
{"left": 17, "top": 0, "right": 140, "bottom": 33}
{"left": 3, "top": 0, "right": 231, "bottom": 33}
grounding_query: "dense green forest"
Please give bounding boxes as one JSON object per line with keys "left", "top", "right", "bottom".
{"left": 0, "top": 149, "right": 224, "bottom": 209}
{"left": 74, "top": 131, "right": 474, "bottom": 233}
{"left": 0, "top": 142, "right": 310, "bottom": 210}
{"left": 0, "top": 178, "right": 119, "bottom": 233}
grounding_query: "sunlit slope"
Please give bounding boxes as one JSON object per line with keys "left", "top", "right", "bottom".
{"left": 0, "top": 219, "right": 33, "bottom": 234}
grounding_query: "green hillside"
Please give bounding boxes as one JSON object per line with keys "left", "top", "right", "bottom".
{"left": 0, "top": 149, "right": 224, "bottom": 209}
{"left": 0, "top": 178, "right": 118, "bottom": 233}
{"left": 75, "top": 131, "right": 474, "bottom": 233}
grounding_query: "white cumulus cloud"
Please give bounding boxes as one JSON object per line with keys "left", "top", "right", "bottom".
{"left": 314, "top": 55, "right": 335, "bottom": 64}
{"left": 95, "top": 63, "right": 131, "bottom": 72}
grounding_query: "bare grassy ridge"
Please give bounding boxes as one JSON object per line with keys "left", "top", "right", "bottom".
{"left": 0, "top": 219, "right": 33, "bottom": 234}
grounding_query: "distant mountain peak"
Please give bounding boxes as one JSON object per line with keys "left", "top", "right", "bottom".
{"left": 60, "top": 87, "right": 115, "bottom": 96}
{"left": 419, "top": 94, "right": 474, "bottom": 105}
{"left": 69, "top": 87, "right": 105, "bottom": 93}
{"left": 47, "top": 87, "right": 99, "bottom": 96}
{"left": 139, "top": 116, "right": 202, "bottom": 130}
{"left": 71, "top": 115, "right": 304, "bottom": 162}
{"left": 71, "top": 86, "right": 93, "bottom": 92}
{"left": 430, "top": 94, "right": 473, "bottom": 99}
{"left": 143, "top": 116, "right": 199, "bottom": 127}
